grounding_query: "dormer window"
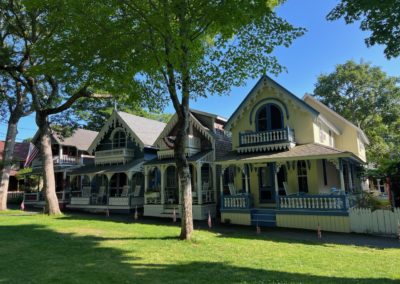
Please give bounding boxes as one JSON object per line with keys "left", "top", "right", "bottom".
{"left": 256, "top": 104, "right": 283, "bottom": 132}
{"left": 112, "top": 129, "right": 126, "bottom": 149}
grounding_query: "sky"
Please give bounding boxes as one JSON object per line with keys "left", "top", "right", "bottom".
{"left": 1, "top": 0, "right": 399, "bottom": 142}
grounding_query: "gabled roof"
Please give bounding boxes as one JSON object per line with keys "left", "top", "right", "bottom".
{"left": 153, "top": 109, "right": 217, "bottom": 149}
{"left": 31, "top": 128, "right": 98, "bottom": 152}
{"left": 88, "top": 111, "right": 166, "bottom": 153}
{"left": 225, "top": 75, "right": 319, "bottom": 131}
{"left": 303, "top": 95, "right": 370, "bottom": 145}
{"left": 0, "top": 141, "right": 30, "bottom": 161}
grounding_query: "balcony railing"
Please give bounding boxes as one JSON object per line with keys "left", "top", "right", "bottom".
{"left": 278, "top": 194, "right": 348, "bottom": 211}
{"left": 32, "top": 155, "right": 81, "bottom": 168}
{"left": 158, "top": 135, "right": 201, "bottom": 159}
{"left": 239, "top": 127, "right": 295, "bottom": 147}
{"left": 95, "top": 148, "right": 135, "bottom": 165}
{"left": 221, "top": 193, "right": 252, "bottom": 209}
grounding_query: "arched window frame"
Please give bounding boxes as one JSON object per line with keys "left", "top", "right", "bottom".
{"left": 110, "top": 127, "right": 127, "bottom": 149}
{"left": 255, "top": 103, "right": 284, "bottom": 132}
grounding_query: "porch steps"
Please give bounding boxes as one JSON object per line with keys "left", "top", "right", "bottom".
{"left": 251, "top": 209, "right": 276, "bottom": 227}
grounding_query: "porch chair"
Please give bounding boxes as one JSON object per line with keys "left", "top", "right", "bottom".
{"left": 120, "top": 186, "right": 129, "bottom": 197}
{"left": 202, "top": 181, "right": 210, "bottom": 202}
{"left": 282, "top": 182, "right": 288, "bottom": 196}
{"left": 133, "top": 185, "right": 142, "bottom": 197}
{"left": 96, "top": 186, "right": 106, "bottom": 204}
{"left": 81, "top": 186, "right": 91, "bottom": 198}
{"left": 228, "top": 183, "right": 236, "bottom": 195}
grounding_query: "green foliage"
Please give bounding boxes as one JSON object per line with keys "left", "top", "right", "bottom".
{"left": 352, "top": 192, "right": 391, "bottom": 211}
{"left": 15, "top": 167, "right": 32, "bottom": 180}
{"left": 313, "top": 60, "right": 400, "bottom": 164}
{"left": 327, "top": 0, "right": 400, "bottom": 59}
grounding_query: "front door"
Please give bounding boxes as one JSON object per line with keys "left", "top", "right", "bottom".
{"left": 258, "top": 164, "right": 275, "bottom": 203}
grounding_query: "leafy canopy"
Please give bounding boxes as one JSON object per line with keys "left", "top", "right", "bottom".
{"left": 313, "top": 60, "right": 400, "bottom": 164}
{"left": 327, "top": 0, "right": 400, "bottom": 59}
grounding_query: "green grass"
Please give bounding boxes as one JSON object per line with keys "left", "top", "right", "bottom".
{"left": 1, "top": 212, "right": 399, "bottom": 284}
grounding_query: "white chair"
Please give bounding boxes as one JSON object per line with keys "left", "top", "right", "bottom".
{"left": 133, "top": 185, "right": 142, "bottom": 197}
{"left": 120, "top": 186, "right": 129, "bottom": 197}
{"left": 82, "top": 186, "right": 91, "bottom": 197}
{"left": 228, "top": 183, "right": 236, "bottom": 195}
{"left": 96, "top": 186, "right": 106, "bottom": 204}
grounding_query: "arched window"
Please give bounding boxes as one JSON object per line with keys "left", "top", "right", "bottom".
{"left": 256, "top": 103, "right": 283, "bottom": 132}
{"left": 112, "top": 130, "right": 126, "bottom": 148}
{"left": 297, "top": 160, "right": 308, "bottom": 193}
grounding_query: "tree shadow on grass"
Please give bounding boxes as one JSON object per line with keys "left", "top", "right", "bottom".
{"left": 0, "top": 224, "right": 398, "bottom": 284}
{"left": 54, "top": 212, "right": 400, "bottom": 249}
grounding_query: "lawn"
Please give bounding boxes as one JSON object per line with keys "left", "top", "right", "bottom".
{"left": 1, "top": 211, "right": 399, "bottom": 284}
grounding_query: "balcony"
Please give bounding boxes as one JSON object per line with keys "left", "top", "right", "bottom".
{"left": 238, "top": 127, "right": 295, "bottom": 153}
{"left": 95, "top": 148, "right": 135, "bottom": 165}
{"left": 32, "top": 155, "right": 81, "bottom": 168}
{"left": 157, "top": 135, "right": 201, "bottom": 159}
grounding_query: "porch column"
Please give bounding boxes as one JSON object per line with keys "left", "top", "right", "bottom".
{"left": 144, "top": 168, "right": 149, "bottom": 204}
{"left": 196, "top": 162, "right": 202, "bottom": 205}
{"left": 273, "top": 163, "right": 279, "bottom": 205}
{"left": 106, "top": 173, "right": 113, "bottom": 204}
{"left": 178, "top": 172, "right": 182, "bottom": 205}
{"left": 62, "top": 171, "right": 67, "bottom": 192}
{"left": 339, "top": 159, "right": 345, "bottom": 192}
{"left": 244, "top": 164, "right": 249, "bottom": 193}
{"left": 59, "top": 146, "right": 63, "bottom": 164}
{"left": 212, "top": 164, "right": 217, "bottom": 202}
{"left": 160, "top": 166, "right": 165, "bottom": 205}
{"left": 347, "top": 162, "right": 353, "bottom": 192}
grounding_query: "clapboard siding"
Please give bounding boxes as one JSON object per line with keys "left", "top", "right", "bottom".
{"left": 349, "top": 208, "right": 400, "bottom": 236}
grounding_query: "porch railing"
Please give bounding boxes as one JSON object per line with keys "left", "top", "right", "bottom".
{"left": 278, "top": 194, "right": 348, "bottom": 211}
{"left": 239, "top": 127, "right": 295, "bottom": 147}
{"left": 222, "top": 193, "right": 252, "bottom": 209}
{"left": 23, "top": 192, "right": 40, "bottom": 202}
{"left": 56, "top": 191, "right": 71, "bottom": 202}
{"left": 158, "top": 135, "right": 201, "bottom": 159}
{"left": 95, "top": 148, "right": 135, "bottom": 165}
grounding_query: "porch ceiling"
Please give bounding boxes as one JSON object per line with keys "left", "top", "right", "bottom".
{"left": 69, "top": 159, "right": 144, "bottom": 175}
{"left": 215, "top": 143, "right": 363, "bottom": 164}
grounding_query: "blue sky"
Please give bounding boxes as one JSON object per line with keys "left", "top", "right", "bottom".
{"left": 1, "top": 0, "right": 399, "bottom": 142}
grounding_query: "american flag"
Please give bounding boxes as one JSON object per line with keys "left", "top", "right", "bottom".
{"left": 24, "top": 143, "right": 40, "bottom": 167}
{"left": 208, "top": 211, "right": 212, "bottom": 228}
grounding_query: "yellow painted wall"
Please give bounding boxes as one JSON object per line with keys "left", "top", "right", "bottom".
{"left": 304, "top": 97, "right": 366, "bottom": 162}
{"left": 316, "top": 160, "right": 340, "bottom": 194}
{"left": 313, "top": 121, "right": 335, "bottom": 147}
{"left": 221, "top": 212, "right": 251, "bottom": 225}
{"left": 230, "top": 85, "right": 317, "bottom": 150}
{"left": 276, "top": 214, "right": 350, "bottom": 233}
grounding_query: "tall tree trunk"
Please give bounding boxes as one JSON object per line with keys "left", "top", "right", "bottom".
{"left": 0, "top": 114, "right": 20, "bottom": 211}
{"left": 36, "top": 113, "right": 61, "bottom": 215}
{"left": 175, "top": 112, "right": 193, "bottom": 240}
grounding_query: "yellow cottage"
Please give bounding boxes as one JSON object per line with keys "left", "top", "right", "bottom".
{"left": 216, "top": 76, "right": 369, "bottom": 232}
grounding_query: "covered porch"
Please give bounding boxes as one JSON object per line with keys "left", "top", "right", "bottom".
{"left": 67, "top": 160, "right": 144, "bottom": 211}
{"left": 216, "top": 144, "right": 363, "bottom": 231}
{"left": 143, "top": 151, "right": 217, "bottom": 220}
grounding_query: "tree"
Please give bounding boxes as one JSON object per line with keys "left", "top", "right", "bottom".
{"left": 313, "top": 60, "right": 400, "bottom": 164}
{"left": 73, "top": 98, "right": 172, "bottom": 132}
{"left": 61, "top": 0, "right": 304, "bottom": 239}
{"left": 0, "top": 0, "right": 136, "bottom": 214}
{"left": 0, "top": 1, "right": 35, "bottom": 210}
{"left": 327, "top": 0, "right": 400, "bottom": 59}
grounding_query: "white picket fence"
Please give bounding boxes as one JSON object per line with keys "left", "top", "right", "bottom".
{"left": 349, "top": 208, "right": 400, "bottom": 235}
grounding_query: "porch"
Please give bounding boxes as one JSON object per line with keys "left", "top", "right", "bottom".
{"left": 143, "top": 151, "right": 217, "bottom": 220}
{"left": 67, "top": 160, "right": 145, "bottom": 211}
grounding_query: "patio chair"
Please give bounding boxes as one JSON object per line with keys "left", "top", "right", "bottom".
{"left": 81, "top": 186, "right": 91, "bottom": 198}
{"left": 133, "top": 185, "right": 142, "bottom": 197}
{"left": 228, "top": 183, "right": 236, "bottom": 195}
{"left": 120, "top": 186, "right": 129, "bottom": 197}
{"left": 96, "top": 186, "right": 106, "bottom": 204}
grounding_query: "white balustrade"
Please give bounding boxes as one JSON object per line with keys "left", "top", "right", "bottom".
{"left": 279, "top": 195, "right": 347, "bottom": 211}
{"left": 240, "top": 128, "right": 295, "bottom": 146}
{"left": 95, "top": 148, "right": 135, "bottom": 165}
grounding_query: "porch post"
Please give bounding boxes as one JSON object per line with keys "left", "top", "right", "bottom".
{"left": 59, "top": 146, "right": 63, "bottom": 164}
{"left": 347, "top": 162, "right": 353, "bottom": 192}
{"left": 244, "top": 164, "right": 249, "bottom": 193}
{"left": 160, "top": 166, "right": 165, "bottom": 205}
{"left": 62, "top": 171, "right": 67, "bottom": 193}
{"left": 219, "top": 165, "right": 225, "bottom": 209}
{"left": 212, "top": 164, "right": 217, "bottom": 202}
{"left": 196, "top": 162, "right": 202, "bottom": 205}
{"left": 339, "top": 159, "right": 345, "bottom": 192}
{"left": 273, "top": 163, "right": 279, "bottom": 205}
{"left": 144, "top": 168, "right": 149, "bottom": 204}
{"left": 106, "top": 173, "right": 113, "bottom": 204}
